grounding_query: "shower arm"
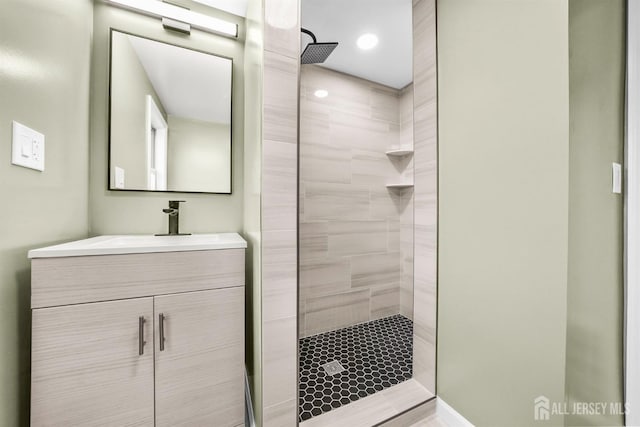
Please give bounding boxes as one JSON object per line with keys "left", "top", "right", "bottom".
{"left": 301, "top": 28, "right": 317, "bottom": 44}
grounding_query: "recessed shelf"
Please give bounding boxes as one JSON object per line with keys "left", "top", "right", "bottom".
{"left": 386, "top": 183, "right": 414, "bottom": 189}
{"left": 385, "top": 149, "right": 414, "bottom": 157}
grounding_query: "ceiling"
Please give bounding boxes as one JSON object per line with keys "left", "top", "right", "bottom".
{"left": 192, "top": 0, "right": 248, "bottom": 17}
{"left": 301, "top": 0, "right": 413, "bottom": 89}
{"left": 128, "top": 35, "right": 232, "bottom": 124}
{"left": 171, "top": 1, "right": 412, "bottom": 89}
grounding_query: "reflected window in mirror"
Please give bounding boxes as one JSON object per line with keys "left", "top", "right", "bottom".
{"left": 109, "top": 30, "right": 232, "bottom": 194}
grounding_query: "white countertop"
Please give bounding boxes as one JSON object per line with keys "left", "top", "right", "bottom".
{"left": 28, "top": 233, "right": 247, "bottom": 258}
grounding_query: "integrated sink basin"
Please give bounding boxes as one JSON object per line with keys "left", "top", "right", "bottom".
{"left": 28, "top": 233, "right": 247, "bottom": 258}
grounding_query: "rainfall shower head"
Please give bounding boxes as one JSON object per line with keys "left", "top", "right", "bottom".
{"left": 301, "top": 28, "right": 338, "bottom": 64}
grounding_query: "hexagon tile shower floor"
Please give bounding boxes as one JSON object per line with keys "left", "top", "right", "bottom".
{"left": 298, "top": 314, "right": 413, "bottom": 422}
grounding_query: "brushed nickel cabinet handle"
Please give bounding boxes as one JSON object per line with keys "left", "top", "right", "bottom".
{"left": 138, "top": 316, "right": 146, "bottom": 356}
{"left": 159, "top": 313, "right": 166, "bottom": 351}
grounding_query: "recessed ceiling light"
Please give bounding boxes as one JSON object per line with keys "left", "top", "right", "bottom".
{"left": 314, "top": 89, "right": 328, "bottom": 98}
{"left": 357, "top": 33, "right": 378, "bottom": 50}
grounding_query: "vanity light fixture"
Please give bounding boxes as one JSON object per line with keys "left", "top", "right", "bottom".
{"left": 106, "top": 0, "right": 238, "bottom": 38}
{"left": 314, "top": 89, "right": 329, "bottom": 98}
{"left": 357, "top": 33, "right": 379, "bottom": 50}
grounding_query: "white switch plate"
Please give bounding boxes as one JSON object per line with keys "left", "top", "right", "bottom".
{"left": 613, "top": 162, "right": 622, "bottom": 194}
{"left": 12, "top": 121, "right": 45, "bottom": 171}
{"left": 114, "top": 166, "right": 125, "bottom": 189}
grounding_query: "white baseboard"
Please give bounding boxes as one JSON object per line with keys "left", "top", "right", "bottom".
{"left": 436, "top": 398, "right": 474, "bottom": 427}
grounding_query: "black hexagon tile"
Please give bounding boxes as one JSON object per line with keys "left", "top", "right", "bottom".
{"left": 298, "top": 315, "right": 413, "bottom": 422}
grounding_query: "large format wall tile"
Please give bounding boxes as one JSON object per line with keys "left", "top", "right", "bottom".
{"left": 300, "top": 259, "right": 351, "bottom": 298}
{"left": 263, "top": 52, "right": 299, "bottom": 144}
{"left": 327, "top": 220, "right": 389, "bottom": 257}
{"left": 262, "top": 139, "right": 297, "bottom": 231}
{"left": 304, "top": 182, "right": 371, "bottom": 221}
{"left": 299, "top": 221, "right": 329, "bottom": 265}
{"left": 263, "top": 317, "right": 298, "bottom": 407}
{"left": 301, "top": 143, "right": 351, "bottom": 184}
{"left": 264, "top": 0, "right": 299, "bottom": 59}
{"left": 351, "top": 252, "right": 402, "bottom": 288}
{"left": 412, "top": 0, "right": 437, "bottom": 395}
{"left": 299, "top": 65, "right": 415, "bottom": 337}
{"left": 261, "top": 1, "right": 299, "bottom": 425}
{"left": 305, "top": 289, "right": 371, "bottom": 336}
{"left": 371, "top": 285, "right": 401, "bottom": 320}
{"left": 263, "top": 229, "right": 298, "bottom": 322}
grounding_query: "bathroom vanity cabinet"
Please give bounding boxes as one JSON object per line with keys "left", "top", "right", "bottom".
{"left": 28, "top": 235, "right": 246, "bottom": 427}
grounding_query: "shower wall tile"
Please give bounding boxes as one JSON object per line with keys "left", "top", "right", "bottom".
{"left": 351, "top": 252, "right": 401, "bottom": 288}
{"left": 387, "top": 220, "right": 401, "bottom": 253}
{"left": 299, "top": 259, "right": 351, "bottom": 298}
{"left": 264, "top": 399, "right": 298, "bottom": 427}
{"left": 372, "top": 86, "right": 403, "bottom": 123}
{"left": 300, "top": 143, "right": 351, "bottom": 184}
{"left": 305, "top": 289, "right": 371, "bottom": 336}
{"left": 304, "top": 182, "right": 370, "bottom": 221}
{"left": 399, "top": 85, "right": 415, "bottom": 150}
{"left": 263, "top": 0, "right": 299, "bottom": 60}
{"left": 327, "top": 220, "right": 388, "bottom": 257}
{"left": 262, "top": 261, "right": 297, "bottom": 321}
{"left": 413, "top": 334, "right": 436, "bottom": 393}
{"left": 263, "top": 316, "right": 298, "bottom": 407}
{"left": 330, "top": 118, "right": 395, "bottom": 151}
{"left": 300, "top": 65, "right": 415, "bottom": 338}
{"left": 261, "top": 1, "right": 299, "bottom": 424}
{"left": 262, "top": 139, "right": 297, "bottom": 231}
{"left": 412, "top": 0, "right": 437, "bottom": 395}
{"left": 370, "top": 187, "right": 404, "bottom": 220}
{"left": 371, "top": 286, "right": 401, "bottom": 320}
{"left": 400, "top": 215, "right": 415, "bottom": 319}
{"left": 299, "top": 221, "right": 328, "bottom": 265}
{"left": 299, "top": 108, "right": 330, "bottom": 146}
{"left": 352, "top": 150, "right": 394, "bottom": 186}
{"left": 263, "top": 52, "right": 298, "bottom": 144}
{"left": 262, "top": 228, "right": 297, "bottom": 321}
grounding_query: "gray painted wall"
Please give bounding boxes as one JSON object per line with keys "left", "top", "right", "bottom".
{"left": 437, "top": 0, "right": 570, "bottom": 425}
{"left": 110, "top": 31, "right": 167, "bottom": 190}
{"left": 0, "top": 1, "right": 93, "bottom": 425}
{"left": 167, "top": 115, "right": 231, "bottom": 192}
{"left": 566, "top": 1, "right": 625, "bottom": 425}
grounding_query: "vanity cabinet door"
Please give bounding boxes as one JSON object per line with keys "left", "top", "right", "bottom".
{"left": 31, "top": 298, "right": 155, "bottom": 426}
{"left": 154, "top": 287, "right": 244, "bottom": 427}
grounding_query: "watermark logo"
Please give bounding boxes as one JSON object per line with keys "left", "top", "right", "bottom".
{"left": 534, "top": 396, "right": 550, "bottom": 421}
{"left": 533, "top": 396, "right": 628, "bottom": 421}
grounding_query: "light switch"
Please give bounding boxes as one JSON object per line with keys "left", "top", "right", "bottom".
{"left": 613, "top": 162, "right": 622, "bottom": 194}
{"left": 12, "top": 121, "right": 45, "bottom": 171}
{"left": 20, "top": 135, "right": 31, "bottom": 158}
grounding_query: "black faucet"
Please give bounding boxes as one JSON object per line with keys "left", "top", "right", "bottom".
{"left": 156, "top": 200, "right": 191, "bottom": 236}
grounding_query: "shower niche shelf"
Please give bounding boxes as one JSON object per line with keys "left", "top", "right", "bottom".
{"left": 386, "top": 183, "right": 414, "bottom": 189}
{"left": 385, "top": 149, "right": 414, "bottom": 157}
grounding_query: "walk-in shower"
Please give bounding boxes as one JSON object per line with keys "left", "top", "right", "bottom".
{"left": 298, "top": 0, "right": 435, "bottom": 424}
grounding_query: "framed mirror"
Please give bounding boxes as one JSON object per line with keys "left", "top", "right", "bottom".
{"left": 109, "top": 30, "right": 232, "bottom": 194}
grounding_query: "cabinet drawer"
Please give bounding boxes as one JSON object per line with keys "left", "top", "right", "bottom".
{"left": 31, "top": 249, "right": 245, "bottom": 308}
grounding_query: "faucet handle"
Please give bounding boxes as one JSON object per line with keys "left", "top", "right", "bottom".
{"left": 168, "top": 200, "right": 186, "bottom": 208}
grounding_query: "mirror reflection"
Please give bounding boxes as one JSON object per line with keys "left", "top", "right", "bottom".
{"left": 109, "top": 30, "right": 232, "bottom": 194}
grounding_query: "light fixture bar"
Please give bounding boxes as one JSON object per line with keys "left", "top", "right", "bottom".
{"left": 107, "top": 0, "right": 238, "bottom": 38}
